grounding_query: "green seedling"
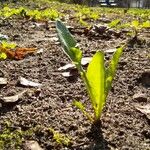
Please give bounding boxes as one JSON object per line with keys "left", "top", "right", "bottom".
{"left": 0, "top": 121, "right": 39, "bottom": 149}
{"left": 56, "top": 19, "right": 124, "bottom": 123}
{"left": 49, "top": 128, "right": 71, "bottom": 146}
{"left": 131, "top": 20, "right": 140, "bottom": 38}
{"left": 142, "top": 20, "right": 150, "bottom": 29}
{"left": 1, "top": 41, "right": 16, "bottom": 49}
{"left": 108, "top": 19, "right": 121, "bottom": 28}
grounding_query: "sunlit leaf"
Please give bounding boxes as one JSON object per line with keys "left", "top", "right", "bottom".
{"left": 109, "top": 19, "right": 120, "bottom": 28}
{"left": 105, "top": 46, "right": 124, "bottom": 97}
{"left": 0, "top": 52, "right": 7, "bottom": 60}
{"left": 86, "top": 51, "right": 105, "bottom": 119}
{"left": 1, "top": 41, "right": 16, "bottom": 49}
{"left": 132, "top": 20, "right": 139, "bottom": 29}
{"left": 142, "top": 21, "right": 150, "bottom": 28}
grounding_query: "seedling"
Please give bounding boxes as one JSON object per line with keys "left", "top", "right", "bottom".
{"left": 49, "top": 128, "right": 71, "bottom": 146}
{"left": 56, "top": 20, "right": 124, "bottom": 123}
{"left": 108, "top": 19, "right": 120, "bottom": 28}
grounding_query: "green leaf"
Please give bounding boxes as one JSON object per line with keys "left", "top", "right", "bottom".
{"left": 142, "top": 21, "right": 150, "bottom": 28}
{"left": 56, "top": 19, "right": 82, "bottom": 64}
{"left": 73, "top": 101, "right": 85, "bottom": 111}
{"left": 105, "top": 46, "right": 124, "bottom": 97}
{"left": 0, "top": 52, "right": 7, "bottom": 60}
{"left": 132, "top": 20, "right": 139, "bottom": 29}
{"left": 70, "top": 47, "right": 82, "bottom": 65}
{"left": 86, "top": 51, "right": 105, "bottom": 119}
{"left": 1, "top": 41, "right": 16, "bottom": 49}
{"left": 109, "top": 19, "right": 120, "bottom": 28}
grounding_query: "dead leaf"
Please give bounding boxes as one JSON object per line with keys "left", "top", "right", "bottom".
{"left": 58, "top": 57, "right": 92, "bottom": 71}
{"left": 0, "top": 46, "right": 37, "bottom": 60}
{"left": 23, "top": 140, "right": 43, "bottom": 150}
{"left": 81, "top": 57, "right": 92, "bottom": 66}
{"left": 135, "top": 104, "right": 150, "bottom": 120}
{"left": 62, "top": 72, "right": 71, "bottom": 77}
{"left": 0, "top": 78, "right": 7, "bottom": 85}
{"left": 19, "top": 77, "right": 42, "bottom": 87}
{"left": 58, "top": 64, "right": 75, "bottom": 71}
{"left": 1, "top": 90, "right": 27, "bottom": 103}
{"left": 7, "top": 47, "right": 37, "bottom": 60}
{"left": 59, "top": 57, "right": 92, "bottom": 77}
{"left": 49, "top": 37, "right": 59, "bottom": 42}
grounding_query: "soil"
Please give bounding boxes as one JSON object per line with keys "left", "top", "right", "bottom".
{"left": 0, "top": 2, "right": 150, "bottom": 150}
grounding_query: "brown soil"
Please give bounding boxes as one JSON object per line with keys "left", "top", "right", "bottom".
{"left": 0, "top": 4, "right": 150, "bottom": 150}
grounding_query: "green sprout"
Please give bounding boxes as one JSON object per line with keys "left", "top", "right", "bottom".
{"left": 108, "top": 19, "right": 121, "bottom": 28}
{"left": 131, "top": 20, "right": 140, "bottom": 39}
{"left": 56, "top": 19, "right": 124, "bottom": 123}
{"left": 49, "top": 128, "right": 71, "bottom": 146}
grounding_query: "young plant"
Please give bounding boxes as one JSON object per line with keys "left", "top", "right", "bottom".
{"left": 56, "top": 20, "right": 124, "bottom": 123}
{"left": 108, "top": 19, "right": 121, "bottom": 28}
{"left": 49, "top": 128, "right": 71, "bottom": 146}
{"left": 131, "top": 20, "right": 140, "bottom": 39}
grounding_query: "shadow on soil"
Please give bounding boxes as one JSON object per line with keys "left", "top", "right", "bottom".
{"left": 87, "top": 121, "right": 110, "bottom": 150}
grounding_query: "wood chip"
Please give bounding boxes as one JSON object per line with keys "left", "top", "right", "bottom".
{"left": 1, "top": 90, "right": 27, "bottom": 103}
{"left": 58, "top": 57, "right": 92, "bottom": 71}
{"left": 19, "top": 77, "right": 42, "bottom": 87}
{"left": 0, "top": 77, "right": 7, "bottom": 85}
{"left": 81, "top": 57, "right": 92, "bottom": 66}
{"left": 58, "top": 64, "right": 75, "bottom": 71}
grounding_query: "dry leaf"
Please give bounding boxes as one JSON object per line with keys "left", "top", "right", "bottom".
{"left": 81, "top": 57, "right": 92, "bottom": 66}
{"left": 19, "top": 77, "right": 42, "bottom": 87}
{"left": 49, "top": 37, "right": 59, "bottom": 42}
{"left": 2, "top": 90, "right": 27, "bottom": 103}
{"left": 58, "top": 57, "right": 92, "bottom": 71}
{"left": 6, "top": 47, "right": 37, "bottom": 60}
{"left": 58, "top": 64, "right": 75, "bottom": 71}
{"left": 62, "top": 72, "right": 72, "bottom": 77}
{"left": 0, "top": 46, "right": 37, "bottom": 60}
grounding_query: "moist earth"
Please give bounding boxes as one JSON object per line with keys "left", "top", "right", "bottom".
{"left": 0, "top": 4, "right": 150, "bottom": 150}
